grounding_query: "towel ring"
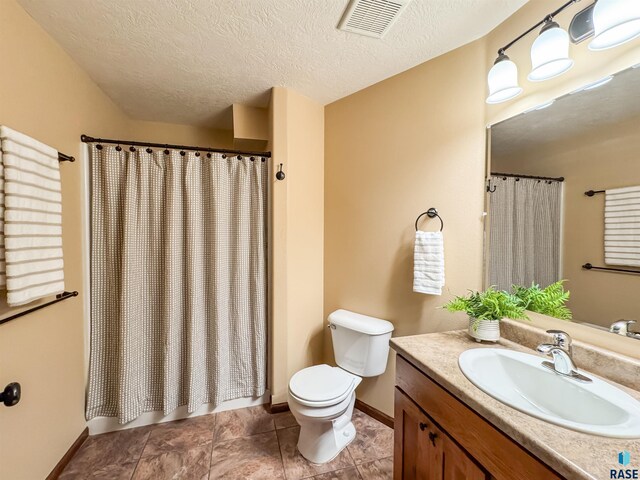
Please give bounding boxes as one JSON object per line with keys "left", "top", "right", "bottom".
{"left": 415, "top": 208, "right": 443, "bottom": 232}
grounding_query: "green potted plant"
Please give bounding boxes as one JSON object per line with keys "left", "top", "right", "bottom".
{"left": 443, "top": 287, "right": 527, "bottom": 342}
{"left": 511, "top": 281, "right": 572, "bottom": 320}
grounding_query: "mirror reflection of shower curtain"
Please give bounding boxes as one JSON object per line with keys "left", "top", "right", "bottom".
{"left": 489, "top": 176, "right": 562, "bottom": 291}
{"left": 86, "top": 145, "right": 268, "bottom": 424}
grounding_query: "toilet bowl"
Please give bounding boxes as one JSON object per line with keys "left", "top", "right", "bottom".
{"left": 288, "top": 310, "right": 393, "bottom": 464}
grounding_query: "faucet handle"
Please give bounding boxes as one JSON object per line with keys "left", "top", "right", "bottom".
{"left": 546, "top": 330, "right": 572, "bottom": 353}
{"left": 610, "top": 320, "right": 636, "bottom": 335}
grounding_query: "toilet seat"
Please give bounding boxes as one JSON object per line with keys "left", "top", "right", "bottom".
{"left": 289, "top": 364, "right": 359, "bottom": 407}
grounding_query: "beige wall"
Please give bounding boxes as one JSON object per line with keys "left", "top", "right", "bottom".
{"left": 324, "top": 40, "right": 487, "bottom": 416}
{"left": 127, "top": 119, "right": 233, "bottom": 148}
{"left": 0, "top": 1, "right": 129, "bottom": 478}
{"left": 492, "top": 116, "right": 640, "bottom": 329}
{"left": 269, "top": 87, "right": 325, "bottom": 404}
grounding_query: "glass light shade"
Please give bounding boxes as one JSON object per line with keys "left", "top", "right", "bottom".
{"left": 528, "top": 24, "right": 573, "bottom": 82}
{"left": 589, "top": 0, "right": 640, "bottom": 51}
{"left": 486, "top": 57, "right": 522, "bottom": 104}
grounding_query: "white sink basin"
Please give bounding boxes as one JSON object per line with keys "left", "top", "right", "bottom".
{"left": 458, "top": 348, "right": 640, "bottom": 438}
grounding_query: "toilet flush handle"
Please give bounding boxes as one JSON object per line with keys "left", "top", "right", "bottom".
{"left": 327, "top": 323, "right": 336, "bottom": 330}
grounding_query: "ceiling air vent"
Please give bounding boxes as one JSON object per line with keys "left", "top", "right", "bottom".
{"left": 338, "top": 0, "right": 413, "bottom": 39}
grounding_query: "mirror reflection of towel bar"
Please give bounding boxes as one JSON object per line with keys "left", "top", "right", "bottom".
{"left": 582, "top": 263, "right": 640, "bottom": 275}
{"left": 584, "top": 190, "right": 605, "bottom": 197}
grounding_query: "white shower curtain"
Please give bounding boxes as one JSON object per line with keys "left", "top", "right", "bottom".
{"left": 86, "top": 144, "right": 267, "bottom": 423}
{"left": 488, "top": 175, "right": 562, "bottom": 292}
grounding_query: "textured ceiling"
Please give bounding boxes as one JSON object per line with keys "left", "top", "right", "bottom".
{"left": 492, "top": 66, "right": 640, "bottom": 158}
{"left": 18, "top": 0, "right": 527, "bottom": 128}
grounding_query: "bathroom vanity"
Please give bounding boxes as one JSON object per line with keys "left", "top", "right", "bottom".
{"left": 391, "top": 329, "right": 640, "bottom": 480}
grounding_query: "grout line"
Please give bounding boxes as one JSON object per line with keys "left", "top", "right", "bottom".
{"left": 273, "top": 420, "right": 288, "bottom": 480}
{"left": 206, "top": 412, "right": 217, "bottom": 480}
{"left": 129, "top": 426, "right": 154, "bottom": 480}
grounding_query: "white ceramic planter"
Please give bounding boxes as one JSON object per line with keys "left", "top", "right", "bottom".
{"left": 468, "top": 317, "right": 500, "bottom": 343}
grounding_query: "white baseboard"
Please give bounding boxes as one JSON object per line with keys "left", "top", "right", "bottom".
{"left": 87, "top": 391, "right": 270, "bottom": 435}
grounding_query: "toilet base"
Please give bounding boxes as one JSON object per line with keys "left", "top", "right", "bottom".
{"left": 295, "top": 394, "right": 357, "bottom": 464}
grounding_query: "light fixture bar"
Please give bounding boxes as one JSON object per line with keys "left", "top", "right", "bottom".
{"left": 496, "top": 0, "right": 581, "bottom": 55}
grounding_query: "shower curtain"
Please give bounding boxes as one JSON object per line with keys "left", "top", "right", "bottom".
{"left": 86, "top": 145, "right": 267, "bottom": 423}
{"left": 488, "top": 175, "right": 562, "bottom": 292}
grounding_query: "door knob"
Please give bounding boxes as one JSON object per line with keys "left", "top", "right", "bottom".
{"left": 0, "top": 382, "right": 21, "bottom": 407}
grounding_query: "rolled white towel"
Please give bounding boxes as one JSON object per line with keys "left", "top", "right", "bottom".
{"left": 413, "top": 230, "right": 445, "bottom": 295}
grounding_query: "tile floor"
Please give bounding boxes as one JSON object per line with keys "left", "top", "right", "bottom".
{"left": 60, "top": 406, "right": 393, "bottom": 479}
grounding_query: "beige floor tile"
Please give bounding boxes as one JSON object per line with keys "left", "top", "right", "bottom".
{"left": 274, "top": 410, "right": 299, "bottom": 429}
{"left": 357, "top": 457, "right": 393, "bottom": 480}
{"left": 59, "top": 426, "right": 152, "bottom": 479}
{"left": 143, "top": 414, "right": 215, "bottom": 455}
{"left": 311, "top": 466, "right": 363, "bottom": 480}
{"left": 132, "top": 444, "right": 211, "bottom": 480}
{"left": 347, "top": 410, "right": 393, "bottom": 465}
{"left": 209, "top": 431, "right": 285, "bottom": 479}
{"left": 214, "top": 405, "right": 275, "bottom": 441}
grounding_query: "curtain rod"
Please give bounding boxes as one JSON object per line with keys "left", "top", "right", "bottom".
{"left": 491, "top": 172, "right": 565, "bottom": 182}
{"left": 58, "top": 152, "right": 75, "bottom": 162}
{"left": 80, "top": 135, "right": 272, "bottom": 158}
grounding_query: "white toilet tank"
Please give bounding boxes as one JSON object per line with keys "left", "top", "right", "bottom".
{"left": 328, "top": 309, "right": 394, "bottom": 377}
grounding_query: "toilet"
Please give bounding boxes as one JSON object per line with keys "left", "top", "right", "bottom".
{"left": 288, "top": 309, "right": 394, "bottom": 464}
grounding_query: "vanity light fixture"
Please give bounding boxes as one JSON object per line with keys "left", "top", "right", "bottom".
{"left": 589, "top": 0, "right": 640, "bottom": 51}
{"left": 487, "top": 0, "right": 640, "bottom": 104}
{"left": 486, "top": 0, "right": 580, "bottom": 104}
{"left": 528, "top": 21, "right": 574, "bottom": 81}
{"left": 486, "top": 54, "right": 523, "bottom": 104}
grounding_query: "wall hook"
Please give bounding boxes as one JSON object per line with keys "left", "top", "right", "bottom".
{"left": 486, "top": 179, "right": 497, "bottom": 193}
{"left": 276, "top": 163, "right": 285, "bottom": 181}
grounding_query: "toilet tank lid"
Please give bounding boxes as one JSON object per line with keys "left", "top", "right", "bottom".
{"left": 328, "top": 309, "right": 394, "bottom": 335}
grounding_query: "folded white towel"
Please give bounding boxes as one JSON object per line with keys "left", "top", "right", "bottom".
{"left": 413, "top": 230, "right": 445, "bottom": 295}
{"left": 0, "top": 126, "right": 64, "bottom": 306}
{"left": 605, "top": 186, "right": 640, "bottom": 267}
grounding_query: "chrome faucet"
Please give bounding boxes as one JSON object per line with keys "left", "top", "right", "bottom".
{"left": 610, "top": 320, "right": 640, "bottom": 340}
{"left": 536, "top": 330, "right": 591, "bottom": 382}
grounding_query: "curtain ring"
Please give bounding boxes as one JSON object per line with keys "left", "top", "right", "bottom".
{"left": 146, "top": 148, "right": 153, "bottom": 154}
{"left": 129, "top": 146, "right": 136, "bottom": 152}
{"left": 115, "top": 145, "right": 122, "bottom": 152}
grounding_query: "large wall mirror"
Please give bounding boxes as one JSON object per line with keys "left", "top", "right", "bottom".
{"left": 486, "top": 65, "right": 640, "bottom": 338}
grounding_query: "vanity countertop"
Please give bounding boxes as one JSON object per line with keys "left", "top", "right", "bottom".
{"left": 390, "top": 330, "right": 640, "bottom": 480}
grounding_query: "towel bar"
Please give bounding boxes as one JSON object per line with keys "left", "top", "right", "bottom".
{"left": 0, "top": 291, "right": 79, "bottom": 326}
{"left": 415, "top": 208, "right": 444, "bottom": 232}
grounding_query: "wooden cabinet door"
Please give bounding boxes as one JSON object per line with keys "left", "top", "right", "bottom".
{"left": 394, "top": 387, "right": 441, "bottom": 480}
{"left": 395, "top": 388, "right": 488, "bottom": 480}
{"left": 442, "top": 435, "right": 487, "bottom": 480}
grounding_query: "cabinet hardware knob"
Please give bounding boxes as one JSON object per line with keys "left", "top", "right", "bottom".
{"left": 428, "top": 431, "right": 438, "bottom": 446}
{"left": 419, "top": 422, "right": 428, "bottom": 431}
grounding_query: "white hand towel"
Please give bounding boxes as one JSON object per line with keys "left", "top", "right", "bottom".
{"left": 605, "top": 186, "right": 640, "bottom": 267}
{"left": 413, "top": 230, "right": 445, "bottom": 295}
{"left": 0, "top": 126, "right": 64, "bottom": 306}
